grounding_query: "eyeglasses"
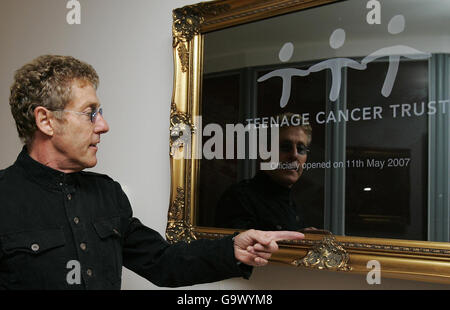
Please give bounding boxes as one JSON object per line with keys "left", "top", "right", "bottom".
{"left": 51, "top": 106, "right": 103, "bottom": 123}
{"left": 279, "top": 142, "right": 310, "bottom": 155}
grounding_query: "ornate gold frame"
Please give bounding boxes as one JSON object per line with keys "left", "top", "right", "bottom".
{"left": 166, "top": 0, "right": 450, "bottom": 284}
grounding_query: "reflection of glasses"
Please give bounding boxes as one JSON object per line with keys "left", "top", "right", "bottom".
{"left": 52, "top": 106, "right": 103, "bottom": 123}
{"left": 280, "top": 142, "right": 310, "bottom": 155}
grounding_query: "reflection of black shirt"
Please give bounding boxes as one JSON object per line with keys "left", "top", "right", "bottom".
{"left": 215, "top": 171, "right": 306, "bottom": 231}
{"left": 0, "top": 147, "right": 250, "bottom": 289}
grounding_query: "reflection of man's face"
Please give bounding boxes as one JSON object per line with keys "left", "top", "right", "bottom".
{"left": 265, "top": 126, "right": 309, "bottom": 188}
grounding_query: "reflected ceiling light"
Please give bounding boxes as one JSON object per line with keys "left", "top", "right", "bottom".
{"left": 363, "top": 187, "right": 372, "bottom": 191}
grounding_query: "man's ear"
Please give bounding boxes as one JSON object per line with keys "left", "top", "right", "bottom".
{"left": 34, "top": 106, "right": 56, "bottom": 137}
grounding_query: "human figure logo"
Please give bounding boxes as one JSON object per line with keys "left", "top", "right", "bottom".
{"left": 257, "top": 14, "right": 430, "bottom": 105}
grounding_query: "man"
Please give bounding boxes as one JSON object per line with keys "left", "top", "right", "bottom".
{"left": 0, "top": 55, "right": 304, "bottom": 290}
{"left": 215, "top": 114, "right": 312, "bottom": 231}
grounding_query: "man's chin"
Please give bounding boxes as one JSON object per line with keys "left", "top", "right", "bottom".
{"left": 270, "top": 171, "right": 299, "bottom": 188}
{"left": 283, "top": 169, "right": 301, "bottom": 177}
{"left": 82, "top": 157, "right": 97, "bottom": 169}
{"left": 282, "top": 177, "right": 299, "bottom": 187}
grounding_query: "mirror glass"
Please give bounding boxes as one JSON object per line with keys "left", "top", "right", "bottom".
{"left": 195, "top": 0, "right": 450, "bottom": 242}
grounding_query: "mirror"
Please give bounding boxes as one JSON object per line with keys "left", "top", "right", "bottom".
{"left": 167, "top": 0, "right": 450, "bottom": 283}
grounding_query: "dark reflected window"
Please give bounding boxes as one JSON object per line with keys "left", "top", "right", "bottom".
{"left": 345, "top": 60, "right": 428, "bottom": 239}
{"left": 198, "top": 72, "right": 241, "bottom": 227}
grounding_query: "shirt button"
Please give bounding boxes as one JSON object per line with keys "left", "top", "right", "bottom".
{"left": 276, "top": 225, "right": 282, "bottom": 230}
{"left": 59, "top": 182, "right": 63, "bottom": 186}
{"left": 73, "top": 217, "right": 80, "bottom": 224}
{"left": 80, "top": 243, "right": 87, "bottom": 251}
{"left": 86, "top": 269, "right": 93, "bottom": 277}
{"left": 31, "top": 243, "right": 40, "bottom": 252}
{"left": 67, "top": 194, "right": 72, "bottom": 200}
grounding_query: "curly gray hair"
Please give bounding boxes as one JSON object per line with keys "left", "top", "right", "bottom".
{"left": 9, "top": 55, "right": 99, "bottom": 145}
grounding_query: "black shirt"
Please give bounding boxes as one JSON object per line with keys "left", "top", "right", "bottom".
{"left": 215, "top": 171, "right": 306, "bottom": 231}
{"left": 0, "top": 147, "right": 250, "bottom": 289}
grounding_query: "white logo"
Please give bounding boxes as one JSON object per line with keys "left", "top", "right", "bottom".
{"left": 258, "top": 15, "right": 431, "bottom": 105}
{"left": 366, "top": 260, "right": 381, "bottom": 284}
{"left": 66, "top": 260, "right": 81, "bottom": 285}
{"left": 66, "top": 0, "right": 81, "bottom": 25}
{"left": 171, "top": 115, "right": 281, "bottom": 170}
{"left": 366, "top": 0, "right": 381, "bottom": 25}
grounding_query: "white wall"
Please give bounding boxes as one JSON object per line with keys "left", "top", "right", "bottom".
{"left": 0, "top": 0, "right": 448, "bottom": 290}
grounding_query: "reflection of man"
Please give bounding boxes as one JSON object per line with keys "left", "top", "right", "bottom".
{"left": 215, "top": 113, "right": 312, "bottom": 231}
{"left": 0, "top": 55, "right": 304, "bottom": 289}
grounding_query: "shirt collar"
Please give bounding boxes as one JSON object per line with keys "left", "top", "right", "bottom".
{"left": 14, "top": 146, "right": 79, "bottom": 190}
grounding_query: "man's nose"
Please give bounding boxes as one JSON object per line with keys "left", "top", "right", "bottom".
{"left": 94, "top": 114, "right": 109, "bottom": 134}
{"left": 287, "top": 146, "right": 299, "bottom": 160}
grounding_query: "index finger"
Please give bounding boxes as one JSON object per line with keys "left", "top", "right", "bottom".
{"left": 266, "top": 231, "right": 305, "bottom": 242}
